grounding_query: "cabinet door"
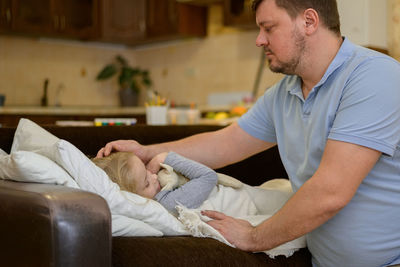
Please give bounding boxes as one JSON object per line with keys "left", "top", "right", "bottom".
{"left": 224, "top": 0, "right": 256, "bottom": 29}
{"left": 0, "top": 0, "right": 12, "bottom": 31}
{"left": 11, "top": 0, "right": 53, "bottom": 34}
{"left": 146, "top": 0, "right": 178, "bottom": 38}
{"left": 101, "top": 0, "right": 146, "bottom": 43}
{"left": 55, "top": 0, "right": 100, "bottom": 39}
{"left": 146, "top": 0, "right": 206, "bottom": 39}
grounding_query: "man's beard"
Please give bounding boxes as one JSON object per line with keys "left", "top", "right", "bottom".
{"left": 267, "top": 26, "right": 306, "bottom": 75}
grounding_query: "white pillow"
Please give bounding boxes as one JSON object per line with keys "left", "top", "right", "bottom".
{"left": 0, "top": 150, "right": 79, "bottom": 188}
{"left": 0, "top": 148, "right": 7, "bottom": 156}
{"left": 50, "top": 139, "right": 188, "bottom": 236}
{"left": 112, "top": 215, "right": 163, "bottom": 237}
{"left": 11, "top": 118, "right": 59, "bottom": 154}
{"left": 9, "top": 118, "right": 187, "bottom": 237}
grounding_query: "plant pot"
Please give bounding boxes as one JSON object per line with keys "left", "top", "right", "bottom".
{"left": 119, "top": 88, "right": 139, "bottom": 106}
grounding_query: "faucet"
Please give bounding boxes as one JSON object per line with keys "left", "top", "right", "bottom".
{"left": 41, "top": 79, "right": 49, "bottom": 107}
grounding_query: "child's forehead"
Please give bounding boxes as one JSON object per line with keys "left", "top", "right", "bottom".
{"left": 128, "top": 154, "right": 145, "bottom": 167}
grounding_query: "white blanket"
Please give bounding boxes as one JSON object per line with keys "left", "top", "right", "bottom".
{"left": 177, "top": 180, "right": 306, "bottom": 258}
{"left": 0, "top": 118, "right": 306, "bottom": 258}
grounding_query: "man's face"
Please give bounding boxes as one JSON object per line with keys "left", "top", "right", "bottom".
{"left": 255, "top": 0, "right": 306, "bottom": 75}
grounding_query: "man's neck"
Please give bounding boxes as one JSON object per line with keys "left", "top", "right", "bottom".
{"left": 299, "top": 33, "right": 343, "bottom": 99}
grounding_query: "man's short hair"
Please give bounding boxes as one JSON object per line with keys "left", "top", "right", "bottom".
{"left": 252, "top": 0, "right": 341, "bottom": 35}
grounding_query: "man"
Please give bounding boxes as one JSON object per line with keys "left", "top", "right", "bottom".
{"left": 97, "top": 0, "right": 400, "bottom": 266}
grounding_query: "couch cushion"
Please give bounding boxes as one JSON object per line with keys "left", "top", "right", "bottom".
{"left": 112, "top": 236, "right": 312, "bottom": 267}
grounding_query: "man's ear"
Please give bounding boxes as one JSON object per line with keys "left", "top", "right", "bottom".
{"left": 302, "top": 8, "right": 319, "bottom": 35}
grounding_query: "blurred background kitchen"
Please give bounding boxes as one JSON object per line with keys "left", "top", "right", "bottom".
{"left": 0, "top": 0, "right": 398, "bottom": 126}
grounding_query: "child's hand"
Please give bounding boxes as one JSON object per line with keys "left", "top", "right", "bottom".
{"left": 146, "top": 152, "right": 168, "bottom": 174}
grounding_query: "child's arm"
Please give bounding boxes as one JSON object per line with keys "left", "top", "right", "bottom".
{"left": 154, "top": 152, "right": 217, "bottom": 213}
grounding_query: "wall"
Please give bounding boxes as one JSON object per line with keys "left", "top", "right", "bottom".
{"left": 337, "top": 0, "right": 387, "bottom": 48}
{"left": 388, "top": 0, "right": 400, "bottom": 60}
{"left": 0, "top": 5, "right": 282, "bottom": 107}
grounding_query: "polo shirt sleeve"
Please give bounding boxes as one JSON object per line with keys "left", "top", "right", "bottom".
{"left": 328, "top": 57, "right": 400, "bottom": 156}
{"left": 238, "top": 83, "right": 278, "bottom": 143}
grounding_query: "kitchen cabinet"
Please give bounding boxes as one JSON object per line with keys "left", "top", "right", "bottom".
{"left": 5, "top": 0, "right": 99, "bottom": 39}
{"left": 1, "top": 0, "right": 206, "bottom": 45}
{"left": 223, "top": 0, "right": 256, "bottom": 29}
{"left": 100, "top": 0, "right": 146, "bottom": 43}
{"left": 52, "top": 0, "right": 100, "bottom": 39}
{"left": 0, "top": 0, "right": 12, "bottom": 32}
{"left": 11, "top": 0, "right": 53, "bottom": 35}
{"left": 146, "top": 0, "right": 179, "bottom": 38}
{"left": 100, "top": 0, "right": 207, "bottom": 45}
{"left": 147, "top": 0, "right": 207, "bottom": 39}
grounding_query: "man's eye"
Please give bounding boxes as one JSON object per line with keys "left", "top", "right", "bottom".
{"left": 263, "top": 25, "right": 274, "bottom": 33}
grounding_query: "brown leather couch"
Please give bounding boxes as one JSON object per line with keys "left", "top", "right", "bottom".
{"left": 0, "top": 125, "right": 311, "bottom": 267}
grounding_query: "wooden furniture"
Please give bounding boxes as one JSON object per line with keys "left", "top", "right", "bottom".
{"left": 223, "top": 0, "right": 257, "bottom": 29}
{"left": 7, "top": 0, "right": 100, "bottom": 39}
{"left": 100, "top": 0, "right": 146, "bottom": 44}
{"left": 0, "top": 0, "right": 12, "bottom": 32}
{"left": 0, "top": 0, "right": 207, "bottom": 45}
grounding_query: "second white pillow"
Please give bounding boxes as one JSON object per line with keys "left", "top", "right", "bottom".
{"left": 0, "top": 150, "right": 78, "bottom": 188}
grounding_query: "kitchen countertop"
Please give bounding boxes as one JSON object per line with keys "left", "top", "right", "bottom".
{"left": 0, "top": 105, "right": 236, "bottom": 115}
{"left": 0, "top": 106, "right": 146, "bottom": 115}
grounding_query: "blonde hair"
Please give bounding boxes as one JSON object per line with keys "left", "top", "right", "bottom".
{"left": 92, "top": 152, "right": 138, "bottom": 193}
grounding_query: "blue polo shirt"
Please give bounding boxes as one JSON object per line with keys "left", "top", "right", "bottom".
{"left": 238, "top": 38, "right": 400, "bottom": 267}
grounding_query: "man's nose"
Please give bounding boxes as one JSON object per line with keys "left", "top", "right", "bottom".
{"left": 256, "top": 32, "right": 268, "bottom": 47}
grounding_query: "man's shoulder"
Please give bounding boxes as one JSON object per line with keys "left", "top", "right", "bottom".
{"left": 349, "top": 44, "right": 400, "bottom": 70}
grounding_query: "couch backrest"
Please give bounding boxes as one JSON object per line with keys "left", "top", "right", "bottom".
{"left": 0, "top": 125, "right": 288, "bottom": 186}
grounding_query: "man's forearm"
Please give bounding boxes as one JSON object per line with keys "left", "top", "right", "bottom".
{"left": 146, "top": 130, "right": 229, "bottom": 168}
{"left": 147, "top": 123, "right": 274, "bottom": 169}
{"left": 251, "top": 177, "right": 343, "bottom": 251}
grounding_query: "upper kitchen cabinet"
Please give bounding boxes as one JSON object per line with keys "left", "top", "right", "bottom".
{"left": 0, "top": 0, "right": 12, "bottom": 32}
{"left": 10, "top": 0, "right": 53, "bottom": 34}
{"left": 99, "top": 0, "right": 207, "bottom": 45}
{"left": 53, "top": 0, "right": 100, "bottom": 39}
{"left": 146, "top": 0, "right": 207, "bottom": 40}
{"left": 223, "top": 0, "right": 256, "bottom": 29}
{"left": 4, "top": 0, "right": 100, "bottom": 39}
{"left": 1, "top": 0, "right": 207, "bottom": 45}
{"left": 100, "top": 0, "right": 146, "bottom": 43}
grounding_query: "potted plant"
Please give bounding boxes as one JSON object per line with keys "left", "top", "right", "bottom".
{"left": 96, "top": 55, "right": 152, "bottom": 106}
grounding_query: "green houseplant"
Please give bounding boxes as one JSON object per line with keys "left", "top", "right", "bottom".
{"left": 96, "top": 55, "right": 152, "bottom": 106}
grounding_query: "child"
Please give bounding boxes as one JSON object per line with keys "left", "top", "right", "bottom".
{"left": 92, "top": 151, "right": 218, "bottom": 214}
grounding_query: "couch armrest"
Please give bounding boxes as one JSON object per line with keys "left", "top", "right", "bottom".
{"left": 0, "top": 180, "right": 111, "bottom": 267}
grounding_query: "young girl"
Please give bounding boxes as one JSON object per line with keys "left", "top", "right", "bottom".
{"left": 92, "top": 151, "right": 218, "bottom": 214}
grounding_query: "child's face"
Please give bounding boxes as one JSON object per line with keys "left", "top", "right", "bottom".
{"left": 128, "top": 155, "right": 161, "bottom": 198}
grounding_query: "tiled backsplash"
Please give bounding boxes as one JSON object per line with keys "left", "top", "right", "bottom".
{"left": 0, "top": 5, "right": 282, "bottom": 107}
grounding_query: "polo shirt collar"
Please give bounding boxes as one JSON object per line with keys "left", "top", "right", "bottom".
{"left": 287, "top": 37, "right": 354, "bottom": 94}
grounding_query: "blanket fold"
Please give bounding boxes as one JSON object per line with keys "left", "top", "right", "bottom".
{"left": 175, "top": 181, "right": 307, "bottom": 258}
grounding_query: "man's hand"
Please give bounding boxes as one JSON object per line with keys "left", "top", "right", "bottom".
{"left": 201, "top": 210, "right": 257, "bottom": 251}
{"left": 96, "top": 140, "right": 149, "bottom": 162}
{"left": 146, "top": 152, "right": 168, "bottom": 174}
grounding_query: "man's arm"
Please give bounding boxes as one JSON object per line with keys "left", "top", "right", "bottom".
{"left": 204, "top": 139, "right": 381, "bottom": 251}
{"left": 98, "top": 123, "right": 275, "bottom": 172}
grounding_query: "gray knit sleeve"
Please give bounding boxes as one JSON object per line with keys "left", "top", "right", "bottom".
{"left": 154, "top": 152, "right": 217, "bottom": 214}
